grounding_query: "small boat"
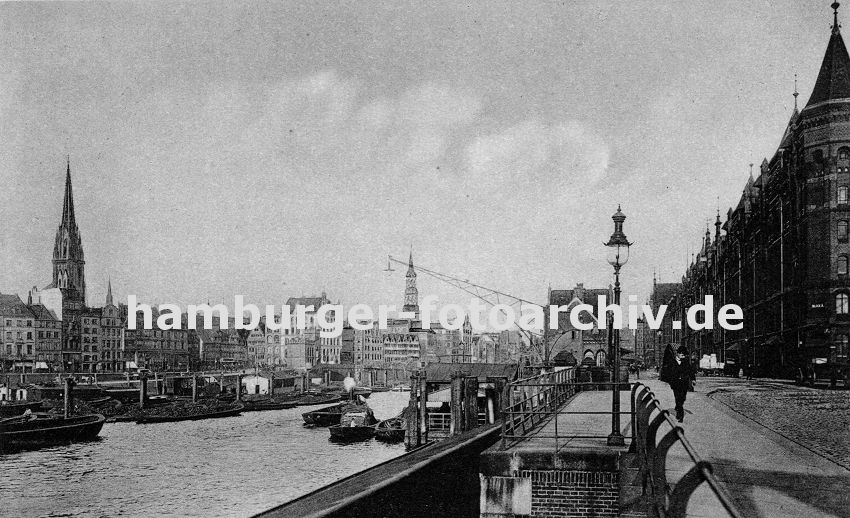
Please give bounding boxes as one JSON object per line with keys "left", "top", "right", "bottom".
{"left": 242, "top": 399, "right": 298, "bottom": 412}
{"left": 0, "top": 413, "right": 105, "bottom": 452}
{"left": 302, "top": 404, "right": 346, "bottom": 426}
{"left": 295, "top": 394, "right": 342, "bottom": 407}
{"left": 374, "top": 415, "right": 406, "bottom": 442}
{"left": 0, "top": 400, "right": 44, "bottom": 417}
{"left": 328, "top": 410, "right": 378, "bottom": 442}
{"left": 135, "top": 404, "right": 244, "bottom": 424}
{"left": 390, "top": 385, "right": 411, "bottom": 392}
{"left": 369, "top": 386, "right": 391, "bottom": 393}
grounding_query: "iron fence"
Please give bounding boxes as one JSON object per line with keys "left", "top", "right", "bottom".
{"left": 631, "top": 382, "right": 743, "bottom": 518}
{"left": 500, "top": 367, "right": 633, "bottom": 450}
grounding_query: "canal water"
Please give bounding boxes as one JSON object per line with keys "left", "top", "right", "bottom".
{"left": 2, "top": 391, "right": 411, "bottom": 518}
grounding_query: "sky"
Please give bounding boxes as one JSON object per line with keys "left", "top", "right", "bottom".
{"left": 0, "top": 1, "right": 836, "bottom": 317}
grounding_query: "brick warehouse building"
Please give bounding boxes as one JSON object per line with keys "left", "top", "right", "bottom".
{"left": 669, "top": 6, "right": 850, "bottom": 384}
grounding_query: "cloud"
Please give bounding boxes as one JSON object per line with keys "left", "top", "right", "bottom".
{"left": 464, "top": 119, "right": 610, "bottom": 204}
{"left": 180, "top": 71, "right": 483, "bottom": 198}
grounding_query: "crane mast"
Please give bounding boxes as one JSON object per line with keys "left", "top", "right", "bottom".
{"left": 386, "top": 255, "right": 552, "bottom": 365}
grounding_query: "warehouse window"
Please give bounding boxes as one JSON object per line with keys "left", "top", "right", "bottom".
{"left": 836, "top": 293, "right": 849, "bottom": 314}
{"left": 839, "top": 147, "right": 850, "bottom": 161}
{"left": 837, "top": 335, "right": 849, "bottom": 358}
{"left": 840, "top": 187, "right": 849, "bottom": 205}
{"left": 840, "top": 221, "right": 849, "bottom": 241}
{"left": 841, "top": 256, "right": 849, "bottom": 276}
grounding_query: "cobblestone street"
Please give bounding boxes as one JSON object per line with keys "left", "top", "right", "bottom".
{"left": 705, "top": 377, "right": 850, "bottom": 470}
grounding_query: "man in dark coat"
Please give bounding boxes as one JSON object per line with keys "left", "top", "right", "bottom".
{"left": 661, "top": 345, "right": 693, "bottom": 422}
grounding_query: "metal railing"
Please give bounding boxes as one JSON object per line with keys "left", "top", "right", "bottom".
{"left": 427, "top": 412, "right": 451, "bottom": 431}
{"left": 429, "top": 411, "right": 490, "bottom": 431}
{"left": 500, "top": 367, "right": 633, "bottom": 451}
{"left": 631, "top": 382, "right": 743, "bottom": 518}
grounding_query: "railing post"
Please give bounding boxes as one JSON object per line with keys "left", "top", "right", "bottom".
{"left": 629, "top": 382, "right": 641, "bottom": 452}
{"left": 652, "top": 428, "right": 682, "bottom": 515}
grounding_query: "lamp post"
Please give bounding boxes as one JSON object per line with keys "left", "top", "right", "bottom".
{"left": 605, "top": 205, "right": 631, "bottom": 446}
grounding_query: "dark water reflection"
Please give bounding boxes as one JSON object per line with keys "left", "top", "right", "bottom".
{"left": 2, "top": 391, "right": 410, "bottom": 518}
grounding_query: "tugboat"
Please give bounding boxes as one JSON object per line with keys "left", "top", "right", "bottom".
{"left": 328, "top": 408, "right": 378, "bottom": 442}
{"left": 345, "top": 387, "right": 372, "bottom": 399}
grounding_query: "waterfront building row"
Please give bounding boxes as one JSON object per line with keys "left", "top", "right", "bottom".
{"left": 649, "top": 17, "right": 850, "bottom": 381}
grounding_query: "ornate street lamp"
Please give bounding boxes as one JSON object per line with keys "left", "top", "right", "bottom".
{"left": 605, "top": 205, "right": 631, "bottom": 446}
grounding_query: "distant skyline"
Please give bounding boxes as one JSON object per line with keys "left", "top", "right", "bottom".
{"left": 0, "top": 1, "right": 836, "bottom": 311}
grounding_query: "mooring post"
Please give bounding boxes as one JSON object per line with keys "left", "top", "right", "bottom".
{"left": 235, "top": 374, "right": 242, "bottom": 401}
{"left": 450, "top": 371, "right": 464, "bottom": 435}
{"left": 139, "top": 374, "right": 148, "bottom": 409}
{"left": 192, "top": 376, "right": 198, "bottom": 402}
{"left": 464, "top": 375, "right": 478, "bottom": 431}
{"left": 406, "top": 373, "right": 420, "bottom": 448}
{"left": 269, "top": 373, "right": 275, "bottom": 396}
{"left": 64, "top": 377, "right": 75, "bottom": 419}
{"left": 487, "top": 376, "right": 506, "bottom": 423}
{"left": 418, "top": 371, "right": 428, "bottom": 444}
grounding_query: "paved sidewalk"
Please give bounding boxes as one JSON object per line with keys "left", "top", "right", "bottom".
{"left": 639, "top": 378, "right": 850, "bottom": 518}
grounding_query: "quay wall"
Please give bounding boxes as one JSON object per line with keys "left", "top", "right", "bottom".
{"left": 255, "top": 424, "right": 502, "bottom": 518}
{"left": 480, "top": 448, "right": 623, "bottom": 518}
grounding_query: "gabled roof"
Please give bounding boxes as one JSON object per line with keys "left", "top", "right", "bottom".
{"left": 28, "top": 304, "right": 59, "bottom": 321}
{"left": 805, "top": 22, "right": 850, "bottom": 109}
{"left": 0, "top": 294, "right": 35, "bottom": 318}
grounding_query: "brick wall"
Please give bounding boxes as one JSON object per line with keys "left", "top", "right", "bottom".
{"left": 522, "top": 470, "right": 619, "bottom": 518}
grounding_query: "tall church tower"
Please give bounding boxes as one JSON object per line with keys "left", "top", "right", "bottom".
{"left": 52, "top": 159, "right": 86, "bottom": 309}
{"left": 403, "top": 250, "right": 419, "bottom": 317}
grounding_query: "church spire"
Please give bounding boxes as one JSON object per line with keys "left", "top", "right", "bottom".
{"left": 52, "top": 158, "right": 86, "bottom": 308}
{"left": 106, "top": 278, "right": 113, "bottom": 306}
{"left": 403, "top": 246, "right": 419, "bottom": 318}
{"left": 834, "top": 1, "right": 842, "bottom": 35}
{"left": 805, "top": 2, "right": 850, "bottom": 109}
{"left": 793, "top": 73, "right": 799, "bottom": 113}
{"left": 62, "top": 156, "right": 76, "bottom": 229}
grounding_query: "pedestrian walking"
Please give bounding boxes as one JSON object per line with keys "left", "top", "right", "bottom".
{"left": 659, "top": 344, "right": 693, "bottom": 422}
